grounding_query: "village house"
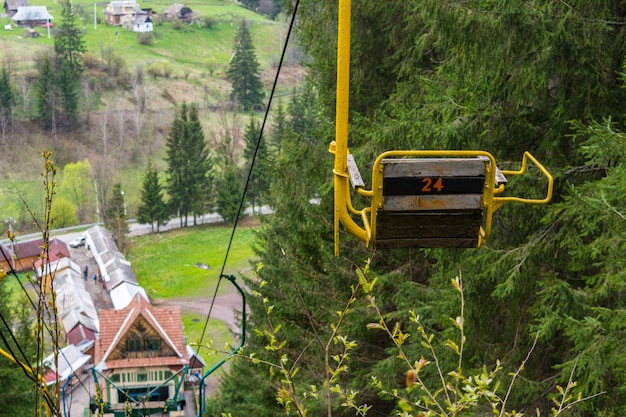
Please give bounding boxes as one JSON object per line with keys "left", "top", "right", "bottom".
{"left": 133, "top": 14, "right": 153, "bottom": 32}
{"left": 93, "top": 294, "right": 188, "bottom": 416}
{"left": 104, "top": 0, "right": 143, "bottom": 26}
{"left": 11, "top": 5, "right": 52, "bottom": 27}
{"left": 3, "top": 0, "right": 28, "bottom": 16}
{"left": 164, "top": 3, "right": 193, "bottom": 23}
{"left": 11, "top": 236, "right": 69, "bottom": 272}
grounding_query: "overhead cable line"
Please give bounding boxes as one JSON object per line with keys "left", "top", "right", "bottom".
{"left": 198, "top": 0, "right": 301, "bottom": 350}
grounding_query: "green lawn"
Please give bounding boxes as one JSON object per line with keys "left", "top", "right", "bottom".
{"left": 128, "top": 222, "right": 257, "bottom": 300}
{"left": 182, "top": 311, "right": 236, "bottom": 370}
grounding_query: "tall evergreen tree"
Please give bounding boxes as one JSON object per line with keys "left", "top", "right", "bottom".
{"left": 56, "top": 59, "right": 79, "bottom": 124}
{"left": 243, "top": 116, "right": 270, "bottom": 213}
{"left": 106, "top": 183, "right": 128, "bottom": 253}
{"left": 136, "top": 160, "right": 169, "bottom": 232}
{"left": 271, "top": 100, "right": 287, "bottom": 153}
{"left": 35, "top": 55, "right": 56, "bottom": 130}
{"left": 215, "top": 164, "right": 243, "bottom": 223}
{"left": 227, "top": 19, "right": 265, "bottom": 111}
{"left": 54, "top": 0, "right": 86, "bottom": 80}
{"left": 165, "top": 103, "right": 212, "bottom": 227}
{"left": 53, "top": 0, "right": 85, "bottom": 127}
{"left": 0, "top": 66, "right": 14, "bottom": 118}
{"left": 187, "top": 104, "right": 213, "bottom": 223}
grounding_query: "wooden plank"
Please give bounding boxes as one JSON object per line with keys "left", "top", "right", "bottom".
{"left": 383, "top": 194, "right": 482, "bottom": 211}
{"left": 377, "top": 210, "right": 483, "bottom": 227}
{"left": 382, "top": 158, "right": 487, "bottom": 178}
{"left": 383, "top": 176, "right": 484, "bottom": 195}
{"left": 376, "top": 210, "right": 482, "bottom": 239}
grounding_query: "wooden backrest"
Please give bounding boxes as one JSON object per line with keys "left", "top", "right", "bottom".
{"left": 374, "top": 158, "right": 487, "bottom": 248}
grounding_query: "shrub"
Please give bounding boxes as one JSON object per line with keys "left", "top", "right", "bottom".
{"left": 137, "top": 32, "right": 153, "bottom": 45}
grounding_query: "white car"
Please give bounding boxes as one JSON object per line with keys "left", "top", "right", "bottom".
{"left": 69, "top": 236, "right": 86, "bottom": 248}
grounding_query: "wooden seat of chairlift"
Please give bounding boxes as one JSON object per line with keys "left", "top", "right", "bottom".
{"left": 374, "top": 157, "right": 499, "bottom": 248}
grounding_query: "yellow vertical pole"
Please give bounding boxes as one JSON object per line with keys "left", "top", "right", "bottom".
{"left": 334, "top": 0, "right": 368, "bottom": 255}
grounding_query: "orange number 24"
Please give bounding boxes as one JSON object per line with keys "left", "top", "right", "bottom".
{"left": 421, "top": 177, "right": 444, "bottom": 192}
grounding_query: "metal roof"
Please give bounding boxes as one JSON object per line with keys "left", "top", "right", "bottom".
{"left": 12, "top": 5, "right": 53, "bottom": 21}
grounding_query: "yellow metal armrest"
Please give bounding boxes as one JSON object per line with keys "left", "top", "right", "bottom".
{"left": 493, "top": 151, "right": 553, "bottom": 211}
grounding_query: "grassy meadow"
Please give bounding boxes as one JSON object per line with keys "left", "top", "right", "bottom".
{"left": 127, "top": 221, "right": 257, "bottom": 300}
{"left": 0, "top": 0, "right": 286, "bottom": 75}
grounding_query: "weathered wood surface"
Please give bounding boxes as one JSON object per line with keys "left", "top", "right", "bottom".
{"left": 383, "top": 194, "right": 482, "bottom": 211}
{"left": 381, "top": 158, "right": 487, "bottom": 178}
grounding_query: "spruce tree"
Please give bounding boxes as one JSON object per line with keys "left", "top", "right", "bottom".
{"left": 187, "top": 104, "right": 213, "bottom": 223}
{"left": 35, "top": 55, "right": 56, "bottom": 130}
{"left": 226, "top": 19, "right": 265, "bottom": 111}
{"left": 271, "top": 100, "right": 287, "bottom": 153}
{"left": 54, "top": 0, "right": 86, "bottom": 80}
{"left": 57, "top": 59, "right": 79, "bottom": 124}
{"left": 0, "top": 66, "right": 14, "bottom": 118}
{"left": 137, "top": 160, "right": 169, "bottom": 232}
{"left": 165, "top": 103, "right": 212, "bottom": 227}
{"left": 106, "top": 183, "right": 128, "bottom": 252}
{"left": 243, "top": 116, "right": 270, "bottom": 213}
{"left": 54, "top": 0, "right": 85, "bottom": 127}
{"left": 215, "top": 164, "right": 243, "bottom": 223}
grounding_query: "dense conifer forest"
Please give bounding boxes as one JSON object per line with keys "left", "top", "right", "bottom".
{"left": 206, "top": 1, "right": 626, "bottom": 416}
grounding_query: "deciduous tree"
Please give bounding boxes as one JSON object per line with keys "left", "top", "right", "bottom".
{"left": 59, "top": 159, "right": 95, "bottom": 223}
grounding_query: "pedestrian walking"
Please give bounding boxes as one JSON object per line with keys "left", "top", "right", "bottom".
{"left": 83, "top": 266, "right": 88, "bottom": 280}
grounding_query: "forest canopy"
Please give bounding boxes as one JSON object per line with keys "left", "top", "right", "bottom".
{"left": 207, "top": 1, "right": 626, "bottom": 416}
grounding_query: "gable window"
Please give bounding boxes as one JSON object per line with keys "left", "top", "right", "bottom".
{"left": 126, "top": 339, "right": 142, "bottom": 352}
{"left": 145, "top": 339, "right": 159, "bottom": 351}
{"left": 137, "top": 373, "right": 148, "bottom": 382}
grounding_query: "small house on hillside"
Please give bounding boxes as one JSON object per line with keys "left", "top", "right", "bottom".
{"left": 3, "top": 0, "right": 27, "bottom": 16}
{"left": 12, "top": 5, "right": 52, "bottom": 27}
{"left": 93, "top": 294, "right": 188, "bottom": 415}
{"left": 133, "top": 14, "right": 153, "bottom": 32}
{"left": 164, "top": 3, "right": 192, "bottom": 23}
{"left": 104, "top": 0, "right": 143, "bottom": 26}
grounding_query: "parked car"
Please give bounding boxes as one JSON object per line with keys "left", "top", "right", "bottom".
{"left": 69, "top": 236, "right": 86, "bottom": 248}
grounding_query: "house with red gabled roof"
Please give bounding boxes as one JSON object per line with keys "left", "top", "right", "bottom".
{"left": 12, "top": 236, "right": 69, "bottom": 273}
{"left": 92, "top": 294, "right": 188, "bottom": 416}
